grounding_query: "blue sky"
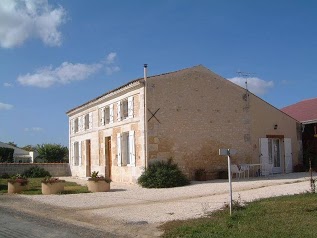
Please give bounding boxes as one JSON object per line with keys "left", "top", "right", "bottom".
{"left": 1, "top": 0, "right": 316, "bottom": 147}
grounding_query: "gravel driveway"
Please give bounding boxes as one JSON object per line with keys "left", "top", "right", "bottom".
{"left": 1, "top": 172, "right": 315, "bottom": 237}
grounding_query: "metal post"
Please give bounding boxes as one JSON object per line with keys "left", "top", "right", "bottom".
{"left": 227, "top": 149, "right": 232, "bottom": 216}
{"left": 143, "top": 64, "right": 148, "bottom": 169}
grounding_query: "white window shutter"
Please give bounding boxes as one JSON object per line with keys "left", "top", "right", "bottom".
{"left": 117, "top": 133, "right": 122, "bottom": 166}
{"left": 71, "top": 120, "right": 74, "bottom": 134}
{"left": 128, "top": 96, "right": 134, "bottom": 119}
{"left": 284, "top": 138, "right": 292, "bottom": 173}
{"left": 81, "top": 117, "right": 85, "bottom": 131}
{"left": 89, "top": 112, "right": 93, "bottom": 129}
{"left": 78, "top": 117, "right": 82, "bottom": 132}
{"left": 79, "top": 141, "right": 82, "bottom": 166}
{"left": 129, "top": 131, "right": 136, "bottom": 166}
{"left": 71, "top": 142, "right": 75, "bottom": 166}
{"left": 109, "top": 104, "right": 114, "bottom": 123}
{"left": 117, "top": 101, "right": 121, "bottom": 121}
{"left": 100, "top": 108, "right": 105, "bottom": 126}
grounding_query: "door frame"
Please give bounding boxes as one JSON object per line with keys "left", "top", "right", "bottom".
{"left": 105, "top": 137, "right": 112, "bottom": 179}
{"left": 85, "top": 140, "right": 91, "bottom": 177}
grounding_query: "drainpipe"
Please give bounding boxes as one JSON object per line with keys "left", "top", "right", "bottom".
{"left": 143, "top": 64, "right": 148, "bottom": 169}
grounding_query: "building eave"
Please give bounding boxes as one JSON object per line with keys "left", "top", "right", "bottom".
{"left": 66, "top": 79, "right": 144, "bottom": 116}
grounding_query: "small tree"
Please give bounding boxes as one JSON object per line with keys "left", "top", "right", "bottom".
{"left": 21, "top": 145, "right": 37, "bottom": 152}
{"left": 0, "top": 147, "right": 14, "bottom": 163}
{"left": 7, "top": 142, "right": 17, "bottom": 147}
{"left": 36, "top": 144, "right": 68, "bottom": 163}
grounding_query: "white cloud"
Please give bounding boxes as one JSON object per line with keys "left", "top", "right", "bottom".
{"left": 106, "top": 52, "right": 117, "bottom": 64}
{"left": 18, "top": 62, "right": 103, "bottom": 88}
{"left": 228, "top": 77, "right": 274, "bottom": 95}
{"left": 24, "top": 127, "right": 43, "bottom": 132}
{"left": 4, "top": 82, "right": 13, "bottom": 87}
{"left": 0, "top": 0, "right": 66, "bottom": 48}
{"left": 104, "top": 52, "right": 120, "bottom": 75}
{"left": 17, "top": 52, "right": 120, "bottom": 88}
{"left": 106, "top": 65, "right": 120, "bottom": 75}
{"left": 0, "top": 102, "right": 13, "bottom": 110}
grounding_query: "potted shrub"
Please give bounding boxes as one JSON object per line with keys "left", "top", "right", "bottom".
{"left": 194, "top": 168, "right": 207, "bottom": 181}
{"left": 87, "top": 171, "right": 111, "bottom": 192}
{"left": 7, "top": 174, "right": 28, "bottom": 194}
{"left": 41, "top": 177, "right": 65, "bottom": 195}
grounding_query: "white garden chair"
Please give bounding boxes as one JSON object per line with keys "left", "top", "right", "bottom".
{"left": 230, "top": 164, "right": 245, "bottom": 179}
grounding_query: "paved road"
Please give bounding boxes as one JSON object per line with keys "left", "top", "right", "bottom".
{"left": 0, "top": 206, "right": 118, "bottom": 238}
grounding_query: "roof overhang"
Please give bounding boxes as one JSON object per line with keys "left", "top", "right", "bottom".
{"left": 66, "top": 80, "right": 143, "bottom": 116}
{"left": 301, "top": 119, "right": 317, "bottom": 125}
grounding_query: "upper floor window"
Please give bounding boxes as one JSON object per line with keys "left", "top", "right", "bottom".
{"left": 100, "top": 104, "right": 113, "bottom": 126}
{"left": 117, "top": 96, "right": 134, "bottom": 122}
{"left": 71, "top": 112, "right": 93, "bottom": 134}
{"left": 84, "top": 112, "right": 92, "bottom": 130}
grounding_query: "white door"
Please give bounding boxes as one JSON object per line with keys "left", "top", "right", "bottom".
{"left": 284, "top": 138, "right": 292, "bottom": 173}
{"left": 260, "top": 138, "right": 272, "bottom": 176}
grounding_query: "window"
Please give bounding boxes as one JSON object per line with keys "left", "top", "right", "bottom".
{"left": 84, "top": 114, "right": 89, "bottom": 130}
{"left": 105, "top": 107, "right": 110, "bottom": 124}
{"left": 117, "top": 131, "right": 135, "bottom": 166}
{"left": 83, "top": 112, "right": 92, "bottom": 130}
{"left": 117, "top": 96, "right": 133, "bottom": 121}
{"left": 100, "top": 104, "right": 113, "bottom": 126}
{"left": 122, "top": 99, "right": 129, "bottom": 119}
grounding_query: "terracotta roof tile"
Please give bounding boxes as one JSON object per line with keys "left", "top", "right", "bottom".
{"left": 281, "top": 98, "right": 317, "bottom": 122}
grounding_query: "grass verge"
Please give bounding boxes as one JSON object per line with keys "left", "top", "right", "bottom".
{"left": 161, "top": 193, "right": 317, "bottom": 238}
{"left": 0, "top": 178, "right": 89, "bottom": 195}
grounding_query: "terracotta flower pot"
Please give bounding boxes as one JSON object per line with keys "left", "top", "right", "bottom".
{"left": 87, "top": 180, "right": 110, "bottom": 192}
{"left": 8, "top": 181, "right": 28, "bottom": 194}
{"left": 41, "top": 182, "right": 65, "bottom": 195}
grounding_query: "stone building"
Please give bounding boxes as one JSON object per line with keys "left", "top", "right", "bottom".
{"left": 66, "top": 65, "right": 301, "bottom": 183}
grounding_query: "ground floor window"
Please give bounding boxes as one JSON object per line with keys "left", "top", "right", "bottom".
{"left": 117, "top": 131, "right": 135, "bottom": 166}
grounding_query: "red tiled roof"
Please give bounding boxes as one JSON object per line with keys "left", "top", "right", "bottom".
{"left": 281, "top": 98, "right": 317, "bottom": 123}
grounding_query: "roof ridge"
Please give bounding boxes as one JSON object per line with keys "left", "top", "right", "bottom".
{"left": 66, "top": 65, "right": 206, "bottom": 114}
{"left": 300, "top": 97, "right": 317, "bottom": 102}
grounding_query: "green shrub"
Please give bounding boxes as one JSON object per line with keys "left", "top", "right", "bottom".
{"left": 22, "top": 166, "right": 51, "bottom": 178}
{"left": 1, "top": 173, "right": 11, "bottom": 179}
{"left": 138, "top": 159, "right": 190, "bottom": 188}
{"left": 0, "top": 147, "right": 14, "bottom": 163}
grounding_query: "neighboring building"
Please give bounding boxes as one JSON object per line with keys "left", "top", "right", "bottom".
{"left": 282, "top": 98, "right": 317, "bottom": 168}
{"left": 0, "top": 142, "right": 38, "bottom": 163}
{"left": 66, "top": 65, "right": 301, "bottom": 183}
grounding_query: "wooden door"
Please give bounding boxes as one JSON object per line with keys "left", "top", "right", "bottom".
{"left": 105, "top": 137, "right": 112, "bottom": 179}
{"left": 86, "top": 140, "right": 91, "bottom": 177}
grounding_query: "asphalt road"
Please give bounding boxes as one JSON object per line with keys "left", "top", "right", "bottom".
{"left": 0, "top": 206, "right": 118, "bottom": 238}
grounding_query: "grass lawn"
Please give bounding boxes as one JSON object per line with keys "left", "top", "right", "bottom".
{"left": 161, "top": 193, "right": 317, "bottom": 238}
{"left": 0, "top": 178, "right": 89, "bottom": 195}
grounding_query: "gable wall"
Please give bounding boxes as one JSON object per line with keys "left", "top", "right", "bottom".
{"left": 146, "top": 66, "right": 300, "bottom": 178}
{"left": 249, "top": 95, "right": 300, "bottom": 167}
{"left": 146, "top": 66, "right": 253, "bottom": 178}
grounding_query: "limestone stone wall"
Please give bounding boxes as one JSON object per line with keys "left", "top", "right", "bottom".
{"left": 145, "top": 66, "right": 299, "bottom": 179}
{"left": 68, "top": 83, "right": 145, "bottom": 183}
{"left": 0, "top": 163, "right": 71, "bottom": 177}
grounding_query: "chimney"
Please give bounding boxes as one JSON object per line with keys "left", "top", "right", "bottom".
{"left": 144, "top": 64, "right": 148, "bottom": 81}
